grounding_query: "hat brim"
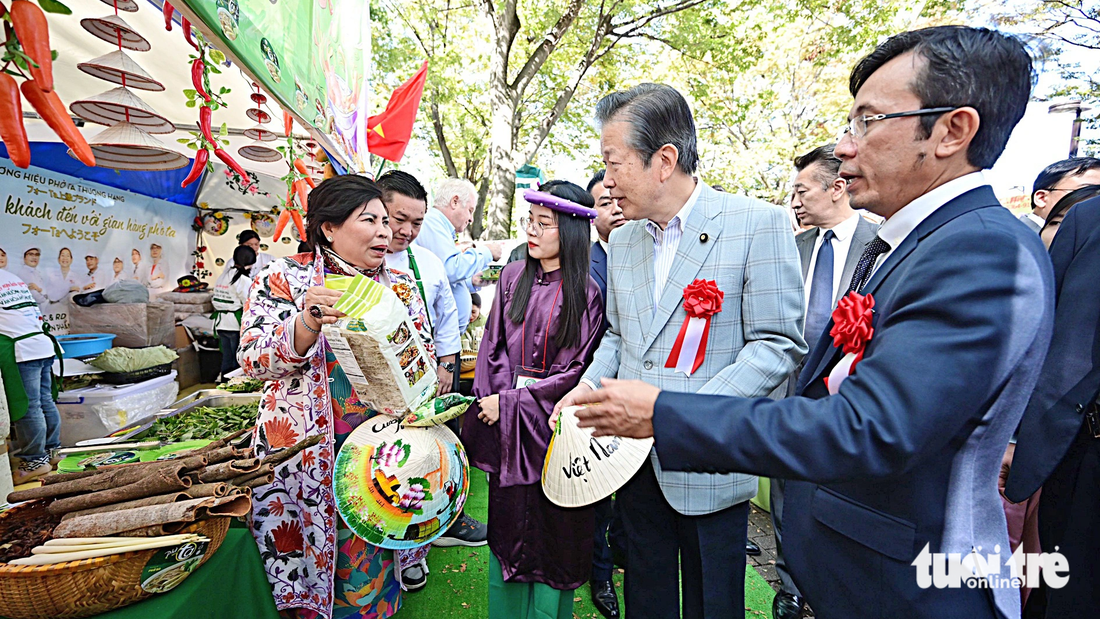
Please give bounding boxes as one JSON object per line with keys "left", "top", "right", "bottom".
{"left": 523, "top": 189, "right": 597, "bottom": 219}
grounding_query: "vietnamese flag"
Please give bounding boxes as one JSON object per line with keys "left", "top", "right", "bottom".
{"left": 367, "top": 60, "right": 429, "bottom": 162}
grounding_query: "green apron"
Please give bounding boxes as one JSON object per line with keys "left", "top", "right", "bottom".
{"left": 0, "top": 324, "right": 63, "bottom": 423}
{"left": 211, "top": 309, "right": 244, "bottom": 334}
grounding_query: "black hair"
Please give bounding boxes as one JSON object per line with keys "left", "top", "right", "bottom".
{"left": 1044, "top": 184, "right": 1100, "bottom": 228}
{"left": 1031, "top": 157, "right": 1100, "bottom": 209}
{"left": 231, "top": 246, "right": 256, "bottom": 284}
{"left": 849, "top": 26, "right": 1033, "bottom": 170}
{"left": 794, "top": 144, "right": 842, "bottom": 190}
{"left": 238, "top": 229, "right": 260, "bottom": 245}
{"left": 304, "top": 175, "right": 384, "bottom": 249}
{"left": 376, "top": 170, "right": 428, "bottom": 205}
{"left": 470, "top": 292, "right": 482, "bottom": 308}
{"left": 595, "top": 83, "right": 699, "bottom": 175}
{"left": 586, "top": 170, "right": 605, "bottom": 193}
{"left": 297, "top": 241, "right": 312, "bottom": 253}
{"left": 507, "top": 179, "right": 594, "bottom": 349}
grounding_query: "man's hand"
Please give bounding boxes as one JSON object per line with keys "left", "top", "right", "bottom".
{"left": 551, "top": 382, "right": 593, "bottom": 429}
{"left": 436, "top": 365, "right": 453, "bottom": 395}
{"left": 478, "top": 394, "right": 500, "bottom": 425}
{"left": 999, "top": 442, "right": 1015, "bottom": 497}
{"left": 573, "top": 378, "right": 660, "bottom": 439}
{"left": 27, "top": 283, "right": 41, "bottom": 293}
{"left": 485, "top": 241, "right": 504, "bottom": 262}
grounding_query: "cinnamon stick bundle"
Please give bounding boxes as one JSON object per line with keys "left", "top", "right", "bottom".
{"left": 231, "top": 464, "right": 273, "bottom": 486}
{"left": 9, "top": 463, "right": 190, "bottom": 504}
{"left": 186, "top": 483, "right": 229, "bottom": 498}
{"left": 239, "top": 474, "right": 274, "bottom": 489}
{"left": 47, "top": 466, "right": 193, "bottom": 515}
{"left": 198, "top": 458, "right": 260, "bottom": 483}
{"left": 201, "top": 445, "right": 252, "bottom": 465}
{"left": 52, "top": 495, "right": 252, "bottom": 538}
{"left": 60, "top": 492, "right": 191, "bottom": 521}
{"left": 261, "top": 433, "right": 325, "bottom": 468}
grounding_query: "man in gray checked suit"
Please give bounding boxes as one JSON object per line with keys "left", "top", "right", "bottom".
{"left": 773, "top": 144, "right": 880, "bottom": 619}
{"left": 555, "top": 83, "right": 806, "bottom": 619}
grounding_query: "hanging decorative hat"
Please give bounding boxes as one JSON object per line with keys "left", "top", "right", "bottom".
{"left": 334, "top": 421, "right": 469, "bottom": 549}
{"left": 71, "top": 87, "right": 175, "bottom": 134}
{"left": 243, "top": 126, "right": 278, "bottom": 142}
{"left": 80, "top": 122, "right": 188, "bottom": 171}
{"left": 77, "top": 50, "right": 164, "bottom": 91}
{"left": 99, "top": 0, "right": 138, "bottom": 11}
{"left": 80, "top": 15, "right": 151, "bottom": 51}
{"left": 246, "top": 108, "right": 271, "bottom": 124}
{"left": 238, "top": 141, "right": 282, "bottom": 163}
{"left": 542, "top": 406, "right": 654, "bottom": 508}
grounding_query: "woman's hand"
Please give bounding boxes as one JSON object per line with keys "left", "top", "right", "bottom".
{"left": 302, "top": 286, "right": 346, "bottom": 329}
{"left": 478, "top": 394, "right": 500, "bottom": 425}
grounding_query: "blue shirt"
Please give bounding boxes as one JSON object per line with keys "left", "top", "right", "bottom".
{"left": 414, "top": 208, "right": 493, "bottom": 332}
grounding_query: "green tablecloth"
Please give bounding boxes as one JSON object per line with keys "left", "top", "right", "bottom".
{"left": 93, "top": 524, "right": 279, "bottom": 619}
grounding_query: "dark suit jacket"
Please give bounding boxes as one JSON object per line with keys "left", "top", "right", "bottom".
{"left": 652, "top": 186, "right": 1054, "bottom": 619}
{"left": 787, "top": 216, "right": 880, "bottom": 396}
{"left": 589, "top": 241, "right": 608, "bottom": 302}
{"left": 1006, "top": 197, "right": 1100, "bottom": 501}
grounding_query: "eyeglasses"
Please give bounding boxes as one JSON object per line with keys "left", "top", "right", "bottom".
{"left": 519, "top": 217, "right": 558, "bottom": 237}
{"left": 839, "top": 107, "right": 959, "bottom": 141}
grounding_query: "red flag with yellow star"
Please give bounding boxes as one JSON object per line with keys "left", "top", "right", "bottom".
{"left": 367, "top": 60, "right": 428, "bottom": 163}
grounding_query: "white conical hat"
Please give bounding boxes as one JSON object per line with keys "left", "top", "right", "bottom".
{"left": 334, "top": 420, "right": 470, "bottom": 549}
{"left": 71, "top": 87, "right": 175, "bottom": 134}
{"left": 541, "top": 406, "right": 654, "bottom": 508}
{"left": 99, "top": 0, "right": 138, "bottom": 11}
{"left": 77, "top": 50, "right": 164, "bottom": 91}
{"left": 238, "top": 142, "right": 282, "bottom": 163}
{"left": 243, "top": 125, "right": 278, "bottom": 142}
{"left": 80, "top": 15, "right": 151, "bottom": 52}
{"left": 79, "top": 122, "right": 188, "bottom": 171}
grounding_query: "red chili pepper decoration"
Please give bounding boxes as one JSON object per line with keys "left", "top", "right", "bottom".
{"left": 181, "top": 147, "right": 209, "bottom": 188}
{"left": 182, "top": 17, "right": 198, "bottom": 50}
{"left": 10, "top": 1, "right": 53, "bottom": 92}
{"left": 20, "top": 80, "right": 94, "bottom": 166}
{"left": 272, "top": 198, "right": 292, "bottom": 242}
{"left": 0, "top": 74, "right": 30, "bottom": 169}
{"left": 291, "top": 209, "right": 306, "bottom": 242}
{"left": 163, "top": 2, "right": 174, "bottom": 31}
{"left": 294, "top": 179, "right": 310, "bottom": 214}
{"left": 198, "top": 105, "right": 215, "bottom": 144}
{"left": 284, "top": 111, "right": 293, "bottom": 137}
{"left": 214, "top": 148, "right": 249, "bottom": 180}
{"left": 292, "top": 159, "right": 317, "bottom": 189}
{"left": 192, "top": 59, "right": 210, "bottom": 101}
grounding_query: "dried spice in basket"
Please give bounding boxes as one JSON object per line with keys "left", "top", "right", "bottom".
{"left": 0, "top": 501, "right": 61, "bottom": 562}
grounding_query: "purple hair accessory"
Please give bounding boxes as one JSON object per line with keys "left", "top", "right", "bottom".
{"left": 523, "top": 189, "right": 597, "bottom": 219}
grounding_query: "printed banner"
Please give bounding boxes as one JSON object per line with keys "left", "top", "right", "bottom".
{"left": 0, "top": 158, "right": 197, "bottom": 333}
{"left": 179, "top": 0, "right": 371, "bottom": 172}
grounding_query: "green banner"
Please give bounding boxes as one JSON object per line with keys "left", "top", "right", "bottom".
{"left": 179, "top": 0, "right": 371, "bottom": 172}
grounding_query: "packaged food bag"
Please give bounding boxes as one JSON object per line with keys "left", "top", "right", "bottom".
{"left": 403, "top": 393, "right": 475, "bottom": 427}
{"left": 322, "top": 274, "right": 437, "bottom": 416}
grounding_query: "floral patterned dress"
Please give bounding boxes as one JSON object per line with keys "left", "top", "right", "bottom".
{"left": 239, "top": 250, "right": 435, "bottom": 619}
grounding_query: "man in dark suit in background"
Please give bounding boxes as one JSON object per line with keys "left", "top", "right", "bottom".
{"left": 585, "top": 168, "right": 626, "bottom": 618}
{"left": 771, "top": 144, "right": 880, "bottom": 619}
{"left": 1018, "top": 158, "right": 1100, "bottom": 233}
{"left": 573, "top": 26, "right": 1053, "bottom": 619}
{"left": 1006, "top": 196, "right": 1100, "bottom": 618}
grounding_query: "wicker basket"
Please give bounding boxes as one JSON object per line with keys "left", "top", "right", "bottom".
{"left": 0, "top": 505, "right": 231, "bottom": 619}
{"left": 99, "top": 362, "right": 173, "bottom": 385}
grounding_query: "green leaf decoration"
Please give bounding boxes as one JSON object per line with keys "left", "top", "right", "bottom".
{"left": 50, "top": 50, "right": 58, "bottom": 61}
{"left": 177, "top": 138, "right": 192, "bottom": 144}
{"left": 220, "top": 122, "right": 228, "bottom": 136}
{"left": 184, "top": 88, "right": 197, "bottom": 98}
{"left": 37, "top": 0, "right": 72, "bottom": 15}
{"left": 209, "top": 49, "right": 226, "bottom": 64}
{"left": 185, "top": 99, "right": 197, "bottom": 108}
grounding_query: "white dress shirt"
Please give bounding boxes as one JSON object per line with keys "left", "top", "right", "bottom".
{"left": 0, "top": 268, "right": 55, "bottom": 362}
{"left": 386, "top": 245, "right": 461, "bottom": 357}
{"left": 804, "top": 212, "right": 861, "bottom": 308}
{"left": 414, "top": 208, "right": 493, "bottom": 332}
{"left": 874, "top": 171, "right": 988, "bottom": 273}
{"left": 1024, "top": 212, "right": 1044, "bottom": 230}
{"left": 644, "top": 180, "right": 703, "bottom": 306}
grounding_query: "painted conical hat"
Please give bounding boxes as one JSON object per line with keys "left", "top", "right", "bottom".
{"left": 80, "top": 122, "right": 188, "bottom": 171}
{"left": 99, "top": 0, "right": 138, "bottom": 11}
{"left": 334, "top": 420, "right": 469, "bottom": 549}
{"left": 78, "top": 50, "right": 163, "bottom": 91}
{"left": 71, "top": 87, "right": 174, "bottom": 134}
{"left": 238, "top": 141, "right": 282, "bottom": 163}
{"left": 541, "top": 406, "right": 654, "bottom": 508}
{"left": 81, "top": 15, "right": 150, "bottom": 51}
{"left": 243, "top": 125, "right": 278, "bottom": 142}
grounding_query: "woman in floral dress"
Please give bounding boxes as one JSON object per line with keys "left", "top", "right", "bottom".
{"left": 239, "top": 175, "right": 435, "bottom": 619}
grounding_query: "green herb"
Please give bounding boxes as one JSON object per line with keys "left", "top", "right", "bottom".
{"left": 216, "top": 377, "right": 264, "bottom": 393}
{"left": 149, "top": 404, "right": 258, "bottom": 443}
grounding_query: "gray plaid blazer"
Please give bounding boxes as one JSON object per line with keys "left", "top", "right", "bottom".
{"left": 583, "top": 184, "right": 807, "bottom": 515}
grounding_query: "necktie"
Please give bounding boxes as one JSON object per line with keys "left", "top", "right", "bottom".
{"left": 846, "top": 236, "right": 891, "bottom": 294}
{"left": 804, "top": 230, "right": 835, "bottom": 348}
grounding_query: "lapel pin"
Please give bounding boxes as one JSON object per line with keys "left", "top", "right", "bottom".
{"left": 700, "top": 233, "right": 709, "bottom": 243}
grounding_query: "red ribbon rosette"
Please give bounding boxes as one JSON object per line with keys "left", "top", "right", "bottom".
{"left": 666, "top": 279, "right": 724, "bottom": 375}
{"left": 823, "top": 293, "right": 875, "bottom": 393}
